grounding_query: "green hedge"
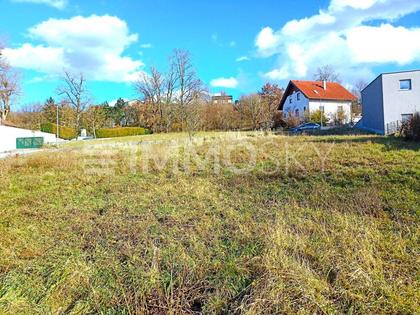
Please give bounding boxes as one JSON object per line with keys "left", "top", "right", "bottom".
{"left": 41, "top": 123, "right": 78, "bottom": 140}
{"left": 96, "top": 127, "right": 151, "bottom": 138}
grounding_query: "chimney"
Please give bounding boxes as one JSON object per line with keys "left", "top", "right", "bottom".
{"left": 323, "top": 80, "right": 327, "bottom": 90}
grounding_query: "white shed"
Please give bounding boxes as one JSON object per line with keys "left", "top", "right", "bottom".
{"left": 0, "top": 125, "right": 57, "bottom": 152}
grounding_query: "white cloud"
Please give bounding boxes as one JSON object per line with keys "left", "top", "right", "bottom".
{"left": 11, "top": 0, "right": 67, "bottom": 9}
{"left": 256, "top": 0, "right": 420, "bottom": 83}
{"left": 264, "top": 67, "right": 289, "bottom": 80}
{"left": 329, "top": 0, "right": 377, "bottom": 11}
{"left": 3, "top": 15, "right": 144, "bottom": 83}
{"left": 255, "top": 27, "right": 281, "bottom": 57}
{"left": 347, "top": 24, "right": 420, "bottom": 64}
{"left": 4, "top": 44, "right": 66, "bottom": 73}
{"left": 236, "top": 56, "right": 250, "bottom": 62}
{"left": 210, "top": 77, "right": 239, "bottom": 88}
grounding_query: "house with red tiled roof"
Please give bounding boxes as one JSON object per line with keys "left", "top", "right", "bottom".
{"left": 279, "top": 80, "right": 357, "bottom": 125}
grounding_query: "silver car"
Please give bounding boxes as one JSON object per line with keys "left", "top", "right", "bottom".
{"left": 291, "top": 123, "right": 321, "bottom": 133}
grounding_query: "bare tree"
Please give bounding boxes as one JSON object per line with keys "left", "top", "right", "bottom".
{"left": 170, "top": 49, "right": 206, "bottom": 135}
{"left": 350, "top": 79, "right": 368, "bottom": 121}
{"left": 184, "top": 100, "right": 204, "bottom": 138}
{"left": 313, "top": 65, "right": 341, "bottom": 83}
{"left": 84, "top": 105, "right": 106, "bottom": 138}
{"left": 135, "top": 49, "right": 205, "bottom": 134}
{"left": 352, "top": 79, "right": 368, "bottom": 102}
{"left": 171, "top": 49, "right": 204, "bottom": 107}
{"left": 135, "top": 67, "right": 168, "bottom": 132}
{"left": 164, "top": 60, "right": 177, "bottom": 105}
{"left": 237, "top": 94, "right": 263, "bottom": 130}
{"left": 259, "top": 83, "right": 284, "bottom": 129}
{"left": 0, "top": 44, "right": 20, "bottom": 121}
{"left": 58, "top": 71, "right": 90, "bottom": 130}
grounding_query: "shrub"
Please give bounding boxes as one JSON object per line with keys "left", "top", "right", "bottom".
{"left": 40, "top": 123, "right": 78, "bottom": 140}
{"left": 273, "top": 111, "right": 287, "bottom": 129}
{"left": 95, "top": 127, "right": 152, "bottom": 138}
{"left": 308, "top": 109, "right": 329, "bottom": 126}
{"left": 333, "top": 108, "right": 347, "bottom": 125}
{"left": 399, "top": 112, "right": 420, "bottom": 141}
{"left": 285, "top": 114, "right": 301, "bottom": 128}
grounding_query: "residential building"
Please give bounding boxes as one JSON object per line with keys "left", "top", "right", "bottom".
{"left": 212, "top": 94, "right": 233, "bottom": 105}
{"left": 279, "top": 80, "right": 357, "bottom": 124}
{"left": 360, "top": 70, "right": 420, "bottom": 135}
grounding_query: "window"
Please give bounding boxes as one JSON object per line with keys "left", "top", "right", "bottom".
{"left": 297, "top": 92, "right": 301, "bottom": 101}
{"left": 401, "top": 114, "right": 413, "bottom": 123}
{"left": 337, "top": 105, "right": 343, "bottom": 112}
{"left": 295, "top": 109, "right": 299, "bottom": 117}
{"left": 289, "top": 97, "right": 292, "bottom": 104}
{"left": 320, "top": 106, "right": 325, "bottom": 112}
{"left": 400, "top": 79, "right": 412, "bottom": 90}
{"left": 303, "top": 106, "right": 306, "bottom": 112}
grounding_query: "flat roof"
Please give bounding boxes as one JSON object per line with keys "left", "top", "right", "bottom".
{"left": 381, "top": 69, "right": 420, "bottom": 76}
{"left": 362, "top": 69, "right": 420, "bottom": 93}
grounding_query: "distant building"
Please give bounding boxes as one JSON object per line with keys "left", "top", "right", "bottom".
{"left": 212, "top": 95, "right": 233, "bottom": 105}
{"left": 279, "top": 80, "right": 357, "bottom": 124}
{"left": 360, "top": 70, "right": 420, "bottom": 135}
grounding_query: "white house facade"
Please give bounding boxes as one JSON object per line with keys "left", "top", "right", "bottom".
{"left": 360, "top": 70, "right": 420, "bottom": 135}
{"left": 280, "top": 80, "right": 356, "bottom": 124}
{"left": 282, "top": 91, "right": 309, "bottom": 118}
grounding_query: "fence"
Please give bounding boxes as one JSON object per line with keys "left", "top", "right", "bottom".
{"left": 385, "top": 121, "right": 401, "bottom": 135}
{"left": 16, "top": 137, "right": 44, "bottom": 149}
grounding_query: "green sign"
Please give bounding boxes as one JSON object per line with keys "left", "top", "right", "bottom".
{"left": 16, "top": 137, "right": 44, "bottom": 149}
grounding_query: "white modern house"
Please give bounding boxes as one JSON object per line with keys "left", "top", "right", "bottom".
{"left": 360, "top": 70, "right": 420, "bottom": 135}
{"left": 279, "top": 80, "right": 357, "bottom": 124}
{"left": 0, "top": 121, "right": 57, "bottom": 152}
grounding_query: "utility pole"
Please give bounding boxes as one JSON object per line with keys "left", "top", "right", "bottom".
{"left": 56, "top": 104, "right": 59, "bottom": 146}
{"left": 319, "top": 99, "right": 323, "bottom": 128}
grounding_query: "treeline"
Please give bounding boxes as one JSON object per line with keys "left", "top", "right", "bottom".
{"left": 8, "top": 49, "right": 284, "bottom": 136}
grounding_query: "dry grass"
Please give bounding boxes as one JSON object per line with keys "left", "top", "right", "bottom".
{"left": 0, "top": 132, "right": 419, "bottom": 314}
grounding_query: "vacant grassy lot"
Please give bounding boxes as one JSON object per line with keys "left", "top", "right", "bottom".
{"left": 0, "top": 132, "right": 419, "bottom": 314}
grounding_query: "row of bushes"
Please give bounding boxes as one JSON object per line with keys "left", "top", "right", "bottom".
{"left": 41, "top": 123, "right": 152, "bottom": 140}
{"left": 95, "top": 127, "right": 151, "bottom": 138}
{"left": 40, "top": 123, "right": 78, "bottom": 140}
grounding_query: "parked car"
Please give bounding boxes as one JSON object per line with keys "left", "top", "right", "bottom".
{"left": 291, "top": 123, "right": 321, "bottom": 133}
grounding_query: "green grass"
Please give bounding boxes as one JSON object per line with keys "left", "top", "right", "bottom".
{"left": 0, "top": 132, "right": 419, "bottom": 314}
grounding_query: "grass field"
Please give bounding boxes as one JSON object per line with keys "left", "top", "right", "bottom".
{"left": 0, "top": 132, "right": 419, "bottom": 314}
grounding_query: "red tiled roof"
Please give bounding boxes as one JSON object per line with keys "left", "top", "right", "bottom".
{"left": 292, "top": 80, "right": 357, "bottom": 102}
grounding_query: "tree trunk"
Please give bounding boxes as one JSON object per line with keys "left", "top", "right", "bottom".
{"left": 1, "top": 108, "right": 8, "bottom": 121}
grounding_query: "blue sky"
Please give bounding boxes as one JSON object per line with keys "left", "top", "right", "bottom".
{"left": 1, "top": 0, "right": 420, "bottom": 108}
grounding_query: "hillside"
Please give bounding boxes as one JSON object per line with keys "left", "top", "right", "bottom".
{"left": 0, "top": 132, "right": 419, "bottom": 314}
